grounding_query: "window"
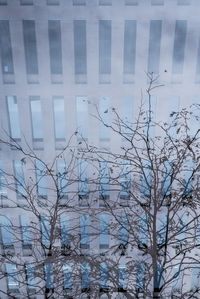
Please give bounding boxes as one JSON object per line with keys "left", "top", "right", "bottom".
{"left": 172, "top": 21, "right": 187, "bottom": 74}
{"left": 0, "top": 21, "right": 14, "bottom": 74}
{"left": 57, "top": 160, "right": 68, "bottom": 198}
{"left": 20, "top": 215, "right": 31, "bottom": 248}
{"left": 53, "top": 97, "right": 66, "bottom": 140}
{"left": 76, "top": 97, "right": 88, "bottom": 141}
{"left": 122, "top": 96, "right": 134, "bottom": 138}
{"left": 123, "top": 21, "right": 136, "bottom": 74}
{"left": 151, "top": 0, "right": 164, "bottom": 5}
{"left": 162, "top": 160, "right": 172, "bottom": 198}
{"left": 177, "top": 214, "right": 187, "bottom": 247}
{"left": 78, "top": 159, "right": 89, "bottom": 199}
{"left": 125, "top": 0, "right": 138, "bottom": 4}
{"left": 7, "top": 96, "right": 21, "bottom": 140}
{"left": 182, "top": 159, "right": 193, "bottom": 199}
{"left": 136, "top": 262, "right": 145, "bottom": 292}
{"left": 47, "top": 0, "right": 59, "bottom": 4}
{"left": 177, "top": 0, "right": 190, "bottom": 5}
{"left": 148, "top": 20, "right": 162, "bottom": 74}
{"left": 99, "top": 161, "right": 109, "bottom": 200}
{"left": 80, "top": 214, "right": 90, "bottom": 249}
{"left": 157, "top": 214, "right": 167, "bottom": 246}
{"left": 120, "top": 161, "right": 131, "bottom": 200}
{"left": 141, "top": 163, "right": 152, "bottom": 199}
{"left": 73, "top": 21, "right": 87, "bottom": 79}
{"left": 154, "top": 262, "right": 163, "bottom": 291}
{"left": 13, "top": 160, "right": 26, "bottom": 198}
{"left": 100, "top": 262, "right": 109, "bottom": 291}
{"left": 190, "top": 265, "right": 200, "bottom": 291}
{"left": 26, "top": 264, "right": 35, "bottom": 291}
{"left": 44, "top": 263, "right": 54, "bottom": 290}
{"left": 20, "top": 0, "right": 33, "bottom": 4}
{"left": 0, "top": 161, "right": 7, "bottom": 198}
{"left": 73, "top": 0, "right": 86, "bottom": 5}
{"left": 23, "top": 20, "right": 38, "bottom": 75}
{"left": 119, "top": 215, "right": 129, "bottom": 251}
{"left": 145, "top": 95, "right": 157, "bottom": 138}
{"left": 99, "top": 0, "right": 111, "bottom": 5}
{"left": 40, "top": 215, "right": 50, "bottom": 248}
{"left": 0, "top": 0, "right": 7, "bottom": 5}
{"left": 99, "top": 97, "right": 110, "bottom": 141}
{"left": 81, "top": 263, "right": 90, "bottom": 292}
{"left": 99, "top": 20, "right": 111, "bottom": 75}
{"left": 118, "top": 264, "right": 127, "bottom": 292}
{"left": 30, "top": 97, "right": 43, "bottom": 140}
{"left": 138, "top": 214, "right": 148, "bottom": 249}
{"left": 0, "top": 215, "right": 14, "bottom": 248}
{"left": 168, "top": 96, "right": 180, "bottom": 137}
{"left": 60, "top": 214, "right": 70, "bottom": 249}
{"left": 5, "top": 264, "right": 19, "bottom": 291}
{"left": 99, "top": 214, "right": 109, "bottom": 249}
{"left": 63, "top": 264, "right": 72, "bottom": 290}
{"left": 35, "top": 160, "right": 47, "bottom": 198}
{"left": 48, "top": 21, "right": 62, "bottom": 74}
{"left": 172, "top": 264, "right": 182, "bottom": 293}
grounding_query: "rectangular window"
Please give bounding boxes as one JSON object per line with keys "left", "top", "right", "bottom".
{"left": 99, "top": 0, "right": 112, "bottom": 5}
{"left": 35, "top": 160, "right": 47, "bottom": 198}
{"left": 53, "top": 97, "right": 66, "bottom": 140}
{"left": 73, "top": 0, "right": 86, "bottom": 5}
{"left": 177, "top": 214, "right": 187, "bottom": 247}
{"left": 26, "top": 264, "right": 35, "bottom": 291}
{"left": 13, "top": 160, "right": 25, "bottom": 198}
{"left": 138, "top": 214, "right": 148, "bottom": 248}
{"left": 44, "top": 263, "right": 54, "bottom": 289}
{"left": 74, "top": 21, "right": 87, "bottom": 76}
{"left": 157, "top": 214, "right": 167, "bottom": 246}
{"left": 177, "top": 0, "right": 190, "bottom": 5}
{"left": 162, "top": 160, "right": 172, "bottom": 198}
{"left": 99, "top": 97, "right": 110, "bottom": 140}
{"left": 99, "top": 161, "right": 109, "bottom": 200}
{"left": 99, "top": 214, "right": 109, "bottom": 249}
{"left": 76, "top": 96, "right": 88, "bottom": 141}
{"left": 47, "top": 0, "right": 59, "bottom": 4}
{"left": 172, "top": 20, "right": 187, "bottom": 74}
{"left": 30, "top": 97, "right": 43, "bottom": 140}
{"left": 40, "top": 215, "right": 50, "bottom": 248}
{"left": 151, "top": 0, "right": 164, "bottom": 4}
{"left": 118, "top": 264, "right": 127, "bottom": 291}
{"left": 125, "top": 0, "right": 138, "bottom": 4}
{"left": 63, "top": 264, "right": 72, "bottom": 290}
{"left": 148, "top": 20, "right": 162, "bottom": 74}
{"left": 122, "top": 96, "right": 134, "bottom": 138}
{"left": 78, "top": 159, "right": 89, "bottom": 199}
{"left": 182, "top": 159, "right": 193, "bottom": 198}
{"left": 99, "top": 20, "right": 111, "bottom": 74}
{"left": 0, "top": 0, "right": 7, "bottom": 5}
{"left": 48, "top": 20, "right": 62, "bottom": 74}
{"left": 20, "top": 216, "right": 31, "bottom": 247}
{"left": 81, "top": 263, "right": 90, "bottom": 292}
{"left": 119, "top": 215, "right": 129, "bottom": 250}
{"left": 80, "top": 214, "right": 90, "bottom": 249}
{"left": 7, "top": 96, "right": 21, "bottom": 140}
{"left": 136, "top": 262, "right": 146, "bottom": 292}
{"left": 23, "top": 20, "right": 38, "bottom": 75}
{"left": 191, "top": 266, "right": 200, "bottom": 291}
{"left": 0, "top": 21, "right": 14, "bottom": 74}
{"left": 168, "top": 96, "right": 180, "bottom": 137}
{"left": 123, "top": 20, "right": 136, "bottom": 74}
{"left": 100, "top": 262, "right": 109, "bottom": 291}
{"left": 56, "top": 160, "right": 68, "bottom": 198}
{"left": 60, "top": 214, "right": 70, "bottom": 249}
{"left": 141, "top": 163, "right": 152, "bottom": 198}
{"left": 154, "top": 262, "right": 163, "bottom": 290}
{"left": 172, "top": 265, "right": 182, "bottom": 293}
{"left": 20, "top": 0, "right": 33, "bottom": 4}
{"left": 0, "top": 161, "right": 7, "bottom": 198}
{"left": 120, "top": 161, "right": 131, "bottom": 200}
{"left": 0, "top": 216, "right": 14, "bottom": 247}
{"left": 5, "top": 264, "right": 19, "bottom": 291}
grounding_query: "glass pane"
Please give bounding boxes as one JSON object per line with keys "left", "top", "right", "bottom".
{"left": 48, "top": 20, "right": 62, "bottom": 74}
{"left": 141, "top": 163, "right": 152, "bottom": 198}
{"left": 0, "top": 215, "right": 14, "bottom": 246}
{"left": 120, "top": 161, "right": 131, "bottom": 198}
{"left": 40, "top": 215, "right": 50, "bottom": 247}
{"left": 157, "top": 215, "right": 167, "bottom": 246}
{"left": 7, "top": 96, "right": 21, "bottom": 139}
{"left": 119, "top": 215, "right": 129, "bottom": 247}
{"left": 172, "top": 20, "right": 187, "bottom": 74}
{"left": 30, "top": 97, "right": 43, "bottom": 140}
{"left": 56, "top": 160, "right": 68, "bottom": 196}
{"left": 73, "top": 0, "right": 86, "bottom": 5}
{"left": 100, "top": 262, "right": 109, "bottom": 290}
{"left": 0, "top": 21, "right": 14, "bottom": 73}
{"left": 74, "top": 21, "right": 87, "bottom": 75}
{"left": 63, "top": 264, "right": 72, "bottom": 289}
{"left": 99, "top": 97, "right": 110, "bottom": 140}
{"left": 99, "top": 214, "right": 109, "bottom": 248}
{"left": 44, "top": 263, "right": 54, "bottom": 289}
{"left": 138, "top": 214, "right": 148, "bottom": 247}
{"left": 78, "top": 160, "right": 89, "bottom": 197}
{"left": 122, "top": 96, "right": 134, "bottom": 138}
{"left": 136, "top": 262, "right": 145, "bottom": 291}
{"left": 53, "top": 97, "right": 66, "bottom": 140}
{"left": 60, "top": 214, "right": 70, "bottom": 247}
{"left": 118, "top": 264, "right": 127, "bottom": 290}
{"left": 81, "top": 263, "right": 90, "bottom": 291}
{"left": 35, "top": 160, "right": 47, "bottom": 197}
{"left": 124, "top": 20, "right": 136, "bottom": 74}
{"left": 76, "top": 97, "right": 88, "bottom": 140}
{"left": 5, "top": 264, "right": 19, "bottom": 290}
{"left": 99, "top": 161, "right": 109, "bottom": 198}
{"left": 148, "top": 20, "right": 162, "bottom": 74}
{"left": 20, "top": 215, "right": 31, "bottom": 246}
{"left": 183, "top": 159, "right": 193, "bottom": 197}
{"left": 13, "top": 160, "right": 26, "bottom": 197}
{"left": 0, "top": 161, "right": 7, "bottom": 197}
{"left": 99, "top": 20, "right": 111, "bottom": 74}
{"left": 99, "top": 0, "right": 112, "bottom": 5}
{"left": 162, "top": 160, "right": 172, "bottom": 197}
{"left": 26, "top": 264, "right": 35, "bottom": 290}
{"left": 80, "top": 214, "right": 90, "bottom": 248}
{"left": 23, "top": 20, "right": 38, "bottom": 74}
{"left": 191, "top": 266, "right": 200, "bottom": 291}
{"left": 20, "top": 0, "right": 33, "bottom": 4}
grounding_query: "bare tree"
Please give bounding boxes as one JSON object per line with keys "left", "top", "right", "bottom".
{"left": 0, "top": 74, "right": 200, "bottom": 298}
